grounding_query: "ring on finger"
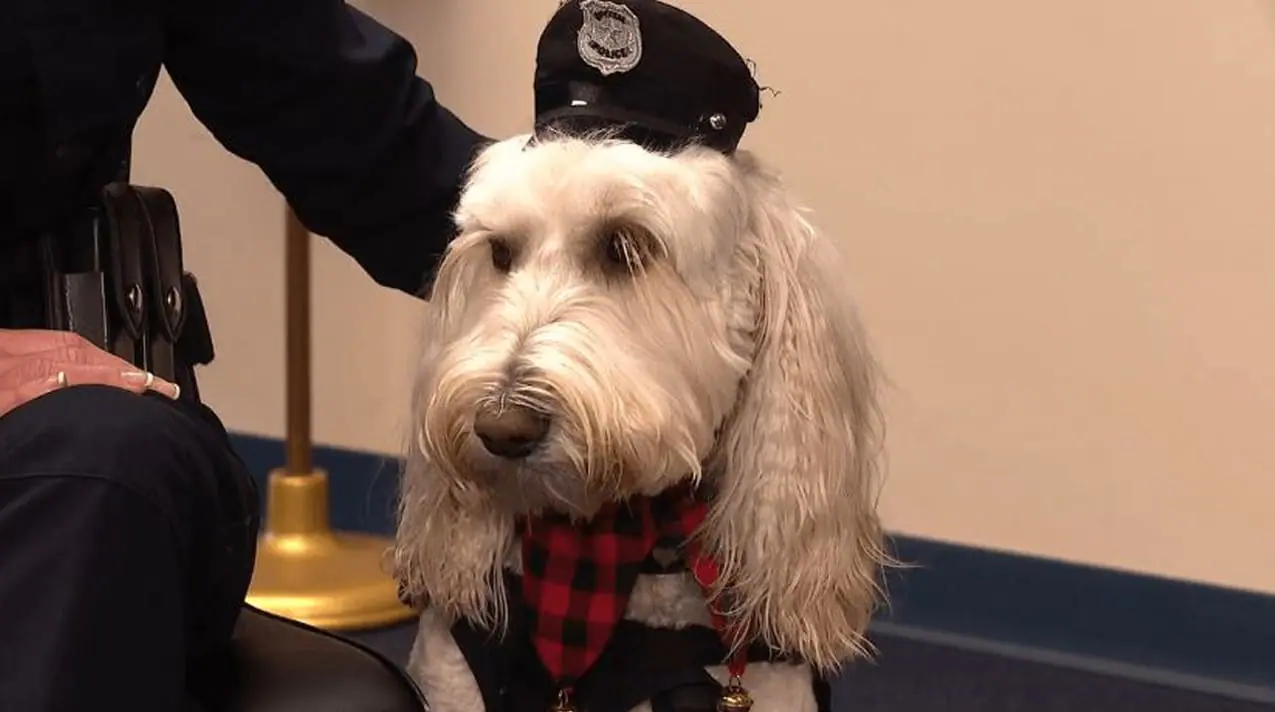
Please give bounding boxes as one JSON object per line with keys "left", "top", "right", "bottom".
{"left": 56, "top": 370, "right": 68, "bottom": 388}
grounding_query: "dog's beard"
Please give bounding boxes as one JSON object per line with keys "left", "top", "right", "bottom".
{"left": 417, "top": 270, "right": 749, "bottom": 519}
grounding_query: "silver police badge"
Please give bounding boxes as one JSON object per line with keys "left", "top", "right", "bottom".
{"left": 577, "top": 0, "right": 643, "bottom": 76}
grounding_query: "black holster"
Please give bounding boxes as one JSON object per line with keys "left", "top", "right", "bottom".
{"left": 38, "top": 182, "right": 215, "bottom": 400}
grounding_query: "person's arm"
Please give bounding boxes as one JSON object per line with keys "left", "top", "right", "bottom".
{"left": 162, "top": 0, "right": 489, "bottom": 296}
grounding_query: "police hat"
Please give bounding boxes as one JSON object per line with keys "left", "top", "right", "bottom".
{"left": 533, "top": 0, "right": 762, "bottom": 155}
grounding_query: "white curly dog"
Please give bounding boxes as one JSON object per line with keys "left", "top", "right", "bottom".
{"left": 393, "top": 122, "right": 888, "bottom": 712}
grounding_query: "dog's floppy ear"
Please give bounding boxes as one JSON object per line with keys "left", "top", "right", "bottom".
{"left": 393, "top": 434, "right": 513, "bottom": 627}
{"left": 393, "top": 224, "right": 516, "bottom": 629}
{"left": 701, "top": 152, "right": 888, "bottom": 674}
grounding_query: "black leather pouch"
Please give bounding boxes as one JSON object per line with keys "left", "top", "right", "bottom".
{"left": 39, "top": 182, "right": 215, "bottom": 384}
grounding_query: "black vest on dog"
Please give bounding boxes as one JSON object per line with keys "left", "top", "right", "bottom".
{"left": 448, "top": 564, "right": 833, "bottom": 712}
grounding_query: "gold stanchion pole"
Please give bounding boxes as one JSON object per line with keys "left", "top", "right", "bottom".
{"left": 244, "top": 205, "right": 414, "bottom": 631}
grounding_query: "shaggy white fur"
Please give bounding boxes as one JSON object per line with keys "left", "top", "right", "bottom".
{"left": 395, "top": 130, "right": 887, "bottom": 711}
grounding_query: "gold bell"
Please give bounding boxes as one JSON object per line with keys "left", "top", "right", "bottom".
{"left": 550, "top": 688, "right": 578, "bottom": 712}
{"left": 717, "top": 681, "right": 754, "bottom": 712}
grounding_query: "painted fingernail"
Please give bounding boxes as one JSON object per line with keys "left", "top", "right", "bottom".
{"left": 121, "top": 371, "right": 179, "bottom": 400}
{"left": 121, "top": 371, "right": 151, "bottom": 386}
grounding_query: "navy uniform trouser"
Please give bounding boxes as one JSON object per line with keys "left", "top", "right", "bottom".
{"left": 0, "top": 384, "right": 260, "bottom": 712}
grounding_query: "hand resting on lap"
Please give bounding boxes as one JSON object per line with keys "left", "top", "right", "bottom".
{"left": 0, "top": 329, "right": 180, "bottom": 418}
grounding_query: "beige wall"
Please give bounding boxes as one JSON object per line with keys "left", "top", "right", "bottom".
{"left": 132, "top": 0, "right": 1275, "bottom": 593}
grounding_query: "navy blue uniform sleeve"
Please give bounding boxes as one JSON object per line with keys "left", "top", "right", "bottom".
{"left": 162, "top": 1, "right": 490, "bottom": 296}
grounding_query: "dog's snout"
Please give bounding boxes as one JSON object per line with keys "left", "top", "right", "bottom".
{"left": 473, "top": 404, "right": 550, "bottom": 459}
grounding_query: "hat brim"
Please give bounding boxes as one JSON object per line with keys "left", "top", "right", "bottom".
{"left": 531, "top": 105, "right": 706, "bottom": 154}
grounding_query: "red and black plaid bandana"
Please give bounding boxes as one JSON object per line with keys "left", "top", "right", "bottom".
{"left": 519, "top": 485, "right": 709, "bottom": 687}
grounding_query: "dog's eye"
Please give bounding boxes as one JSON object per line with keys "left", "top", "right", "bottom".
{"left": 489, "top": 238, "right": 514, "bottom": 273}
{"left": 601, "top": 228, "right": 647, "bottom": 275}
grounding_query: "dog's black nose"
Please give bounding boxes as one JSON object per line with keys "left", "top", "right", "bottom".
{"left": 473, "top": 404, "right": 550, "bottom": 459}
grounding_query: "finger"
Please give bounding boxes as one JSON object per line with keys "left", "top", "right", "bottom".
{"left": 0, "top": 366, "right": 184, "bottom": 419}
{"left": 0, "top": 356, "right": 127, "bottom": 387}
{"left": 24, "top": 366, "right": 179, "bottom": 402}
{"left": 18, "top": 343, "right": 136, "bottom": 371}
{"left": 0, "top": 333, "right": 135, "bottom": 376}
{"left": 0, "top": 345, "right": 136, "bottom": 385}
{"left": 0, "top": 329, "right": 87, "bottom": 357}
{"left": 120, "top": 369, "right": 182, "bottom": 400}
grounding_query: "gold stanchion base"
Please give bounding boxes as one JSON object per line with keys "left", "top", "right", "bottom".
{"left": 245, "top": 469, "right": 414, "bottom": 631}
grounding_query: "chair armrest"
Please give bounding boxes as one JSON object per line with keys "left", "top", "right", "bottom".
{"left": 188, "top": 605, "right": 426, "bottom": 712}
